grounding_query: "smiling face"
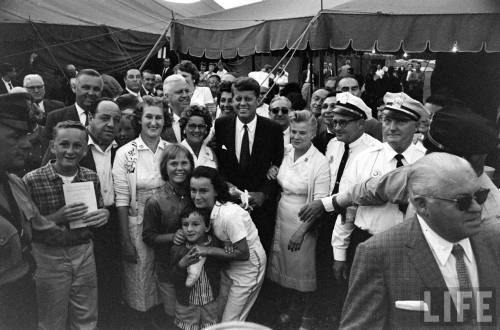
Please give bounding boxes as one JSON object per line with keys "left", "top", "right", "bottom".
{"left": 142, "top": 72, "right": 155, "bottom": 91}
{"left": 165, "top": 80, "right": 191, "bottom": 115}
{"left": 332, "top": 113, "right": 363, "bottom": 144}
{"left": 290, "top": 121, "right": 314, "bottom": 153}
{"left": 310, "top": 89, "right": 328, "bottom": 117}
{"left": 166, "top": 152, "right": 192, "bottom": 186}
{"left": 75, "top": 74, "right": 103, "bottom": 111}
{"left": 233, "top": 89, "right": 258, "bottom": 124}
{"left": 219, "top": 91, "right": 233, "bottom": 116}
{"left": 88, "top": 100, "right": 121, "bottom": 146}
{"left": 24, "top": 75, "right": 45, "bottom": 102}
{"left": 51, "top": 127, "right": 88, "bottom": 173}
{"left": 381, "top": 114, "right": 417, "bottom": 153}
{"left": 140, "top": 106, "right": 164, "bottom": 139}
{"left": 182, "top": 212, "right": 210, "bottom": 244}
{"left": 269, "top": 99, "right": 291, "bottom": 130}
{"left": 185, "top": 115, "right": 208, "bottom": 146}
{"left": 190, "top": 176, "right": 217, "bottom": 209}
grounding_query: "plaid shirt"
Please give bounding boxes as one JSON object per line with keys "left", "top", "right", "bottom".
{"left": 23, "top": 161, "right": 104, "bottom": 246}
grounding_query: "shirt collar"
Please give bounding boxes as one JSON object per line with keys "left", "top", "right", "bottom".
{"left": 382, "top": 142, "right": 420, "bottom": 164}
{"left": 136, "top": 135, "right": 167, "bottom": 151}
{"left": 172, "top": 112, "right": 180, "bottom": 123}
{"left": 236, "top": 115, "right": 257, "bottom": 133}
{"left": 88, "top": 134, "right": 118, "bottom": 152}
{"left": 125, "top": 88, "right": 139, "bottom": 96}
{"left": 75, "top": 103, "right": 86, "bottom": 116}
{"left": 417, "top": 215, "right": 474, "bottom": 266}
{"left": 348, "top": 133, "right": 366, "bottom": 148}
{"left": 46, "top": 160, "right": 85, "bottom": 183}
{"left": 289, "top": 143, "right": 315, "bottom": 163}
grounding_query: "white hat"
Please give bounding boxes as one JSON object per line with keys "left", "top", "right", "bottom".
{"left": 383, "top": 92, "right": 428, "bottom": 121}
{"left": 333, "top": 92, "right": 372, "bottom": 120}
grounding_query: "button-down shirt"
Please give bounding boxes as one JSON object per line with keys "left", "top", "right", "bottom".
{"left": 331, "top": 142, "right": 425, "bottom": 261}
{"left": 181, "top": 139, "right": 217, "bottom": 169}
{"left": 235, "top": 115, "right": 257, "bottom": 161}
{"left": 75, "top": 103, "right": 88, "bottom": 126}
{"left": 88, "top": 136, "right": 117, "bottom": 207}
{"left": 417, "top": 215, "right": 479, "bottom": 313}
{"left": 22, "top": 161, "right": 104, "bottom": 246}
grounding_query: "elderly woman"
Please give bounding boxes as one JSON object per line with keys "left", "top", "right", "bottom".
{"left": 266, "top": 110, "right": 330, "bottom": 328}
{"left": 112, "top": 97, "right": 170, "bottom": 316}
{"left": 180, "top": 105, "right": 217, "bottom": 169}
{"left": 188, "top": 166, "right": 266, "bottom": 322}
{"left": 176, "top": 60, "right": 215, "bottom": 111}
{"left": 142, "top": 144, "right": 194, "bottom": 319}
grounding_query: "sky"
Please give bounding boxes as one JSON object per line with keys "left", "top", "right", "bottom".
{"left": 165, "top": 0, "right": 262, "bottom": 9}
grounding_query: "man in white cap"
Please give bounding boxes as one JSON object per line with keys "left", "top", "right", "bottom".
{"left": 330, "top": 92, "right": 427, "bottom": 281}
{"left": 23, "top": 74, "right": 64, "bottom": 125}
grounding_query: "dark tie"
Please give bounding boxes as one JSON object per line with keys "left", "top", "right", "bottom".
{"left": 84, "top": 111, "right": 89, "bottom": 126}
{"left": 451, "top": 244, "right": 475, "bottom": 323}
{"left": 240, "top": 124, "right": 251, "bottom": 172}
{"left": 394, "top": 154, "right": 408, "bottom": 213}
{"left": 332, "top": 143, "right": 349, "bottom": 194}
{"left": 7, "top": 82, "right": 13, "bottom": 90}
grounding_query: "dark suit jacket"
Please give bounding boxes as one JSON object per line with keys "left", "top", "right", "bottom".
{"left": 161, "top": 67, "right": 175, "bottom": 81}
{"left": 39, "top": 98, "right": 64, "bottom": 125}
{"left": 0, "top": 81, "right": 8, "bottom": 94}
{"left": 312, "top": 129, "right": 335, "bottom": 155}
{"left": 214, "top": 114, "right": 284, "bottom": 197}
{"left": 79, "top": 146, "right": 118, "bottom": 172}
{"left": 300, "top": 70, "right": 316, "bottom": 87}
{"left": 340, "top": 217, "right": 500, "bottom": 330}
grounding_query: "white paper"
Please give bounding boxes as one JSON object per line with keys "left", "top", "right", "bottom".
{"left": 63, "top": 182, "right": 98, "bottom": 229}
{"left": 395, "top": 300, "right": 429, "bottom": 312}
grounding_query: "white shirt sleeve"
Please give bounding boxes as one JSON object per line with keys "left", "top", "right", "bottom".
{"left": 112, "top": 146, "right": 131, "bottom": 207}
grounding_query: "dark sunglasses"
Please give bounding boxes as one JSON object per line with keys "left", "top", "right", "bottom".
{"left": 270, "top": 107, "right": 289, "bottom": 115}
{"left": 423, "top": 188, "right": 490, "bottom": 211}
{"left": 331, "top": 118, "right": 358, "bottom": 128}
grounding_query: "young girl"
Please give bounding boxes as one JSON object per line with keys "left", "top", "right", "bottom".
{"left": 170, "top": 207, "right": 224, "bottom": 330}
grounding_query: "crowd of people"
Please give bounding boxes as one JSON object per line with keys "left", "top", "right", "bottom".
{"left": 0, "top": 55, "right": 499, "bottom": 330}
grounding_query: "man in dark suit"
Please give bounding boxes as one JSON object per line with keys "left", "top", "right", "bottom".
{"left": 43, "top": 69, "right": 103, "bottom": 157}
{"left": 161, "top": 57, "right": 175, "bottom": 81}
{"left": 214, "top": 77, "right": 284, "bottom": 252}
{"left": 23, "top": 74, "right": 64, "bottom": 125}
{"left": 0, "top": 63, "right": 17, "bottom": 94}
{"left": 140, "top": 69, "right": 158, "bottom": 97}
{"left": 162, "top": 74, "right": 191, "bottom": 143}
{"left": 340, "top": 153, "right": 500, "bottom": 329}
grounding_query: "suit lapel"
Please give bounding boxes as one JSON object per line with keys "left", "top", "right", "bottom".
{"left": 250, "top": 116, "right": 265, "bottom": 167}
{"left": 471, "top": 235, "right": 497, "bottom": 290}
{"left": 67, "top": 105, "right": 79, "bottom": 121}
{"left": 226, "top": 116, "right": 236, "bottom": 155}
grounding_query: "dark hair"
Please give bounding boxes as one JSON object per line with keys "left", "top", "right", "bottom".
{"left": 116, "top": 93, "right": 140, "bottom": 111}
{"left": 101, "top": 74, "right": 123, "bottom": 99}
{"left": 191, "top": 166, "right": 231, "bottom": 203}
{"left": 123, "top": 68, "right": 140, "bottom": 79}
{"left": 177, "top": 60, "right": 200, "bottom": 85}
{"left": 53, "top": 120, "right": 88, "bottom": 141}
{"left": 179, "top": 206, "right": 211, "bottom": 228}
{"left": 425, "top": 94, "right": 466, "bottom": 108}
{"left": 141, "top": 69, "right": 155, "bottom": 77}
{"left": 324, "top": 91, "right": 337, "bottom": 99}
{"left": 0, "top": 63, "right": 15, "bottom": 76}
{"left": 179, "top": 105, "right": 213, "bottom": 134}
{"left": 208, "top": 74, "right": 221, "bottom": 82}
{"left": 280, "top": 82, "right": 301, "bottom": 98}
{"left": 133, "top": 96, "right": 165, "bottom": 134}
{"left": 286, "top": 92, "right": 307, "bottom": 110}
{"left": 76, "top": 68, "right": 101, "bottom": 79}
{"left": 159, "top": 144, "right": 194, "bottom": 182}
{"left": 233, "top": 77, "right": 260, "bottom": 98}
{"left": 88, "top": 97, "right": 117, "bottom": 116}
{"left": 337, "top": 75, "right": 360, "bottom": 88}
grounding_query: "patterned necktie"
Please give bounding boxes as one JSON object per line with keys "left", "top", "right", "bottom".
{"left": 394, "top": 154, "right": 408, "bottom": 214}
{"left": 240, "top": 124, "right": 251, "bottom": 172}
{"left": 451, "top": 244, "right": 475, "bottom": 323}
{"left": 332, "top": 143, "right": 349, "bottom": 194}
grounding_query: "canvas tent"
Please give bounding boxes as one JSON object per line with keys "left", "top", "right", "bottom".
{"left": 0, "top": 0, "right": 224, "bottom": 74}
{"left": 171, "top": 0, "right": 500, "bottom": 59}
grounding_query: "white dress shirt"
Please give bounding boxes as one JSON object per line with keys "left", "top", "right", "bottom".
{"left": 417, "top": 215, "right": 479, "bottom": 314}
{"left": 181, "top": 139, "right": 217, "bottom": 169}
{"left": 38, "top": 100, "right": 45, "bottom": 113}
{"left": 172, "top": 112, "right": 182, "bottom": 143}
{"left": 256, "top": 103, "right": 269, "bottom": 118}
{"left": 75, "top": 103, "right": 88, "bottom": 126}
{"left": 125, "top": 88, "right": 143, "bottom": 102}
{"left": 88, "top": 136, "right": 117, "bottom": 207}
{"left": 2, "top": 79, "right": 13, "bottom": 93}
{"left": 235, "top": 115, "right": 257, "bottom": 161}
{"left": 331, "top": 142, "right": 425, "bottom": 261}
{"left": 248, "top": 71, "right": 271, "bottom": 88}
{"left": 282, "top": 126, "right": 290, "bottom": 147}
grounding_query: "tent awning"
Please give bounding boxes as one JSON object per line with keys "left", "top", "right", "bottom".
{"left": 171, "top": 0, "right": 500, "bottom": 58}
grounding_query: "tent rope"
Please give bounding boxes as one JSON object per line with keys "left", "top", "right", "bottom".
{"left": 29, "top": 20, "right": 68, "bottom": 79}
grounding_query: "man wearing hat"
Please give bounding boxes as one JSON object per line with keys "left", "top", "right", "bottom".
{"left": 0, "top": 93, "right": 63, "bottom": 329}
{"left": 329, "top": 92, "right": 427, "bottom": 281}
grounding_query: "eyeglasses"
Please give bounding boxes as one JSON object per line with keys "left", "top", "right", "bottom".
{"left": 321, "top": 102, "right": 336, "bottom": 109}
{"left": 270, "top": 107, "right": 289, "bottom": 115}
{"left": 331, "top": 118, "right": 358, "bottom": 128}
{"left": 423, "top": 188, "right": 490, "bottom": 211}
{"left": 186, "top": 123, "right": 207, "bottom": 130}
{"left": 26, "top": 85, "right": 44, "bottom": 90}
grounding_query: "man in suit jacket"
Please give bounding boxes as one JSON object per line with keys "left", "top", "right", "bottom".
{"left": 0, "top": 63, "right": 18, "bottom": 94}
{"left": 161, "top": 58, "right": 175, "bottom": 81}
{"left": 162, "top": 74, "right": 191, "bottom": 143}
{"left": 214, "top": 77, "right": 284, "bottom": 252}
{"left": 23, "top": 74, "right": 64, "bottom": 125}
{"left": 140, "top": 69, "right": 158, "bottom": 97}
{"left": 340, "top": 153, "right": 500, "bottom": 329}
{"left": 43, "top": 69, "right": 103, "bottom": 157}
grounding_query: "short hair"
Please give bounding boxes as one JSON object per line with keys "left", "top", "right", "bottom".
{"left": 124, "top": 68, "right": 140, "bottom": 79}
{"left": 52, "top": 120, "right": 88, "bottom": 141}
{"left": 270, "top": 95, "right": 292, "bottom": 109}
{"left": 101, "top": 74, "right": 123, "bottom": 99}
{"left": 180, "top": 105, "right": 213, "bottom": 134}
{"left": 233, "top": 77, "right": 260, "bottom": 98}
{"left": 191, "top": 166, "right": 231, "bottom": 204}
{"left": 408, "top": 153, "right": 476, "bottom": 199}
{"left": 177, "top": 60, "right": 200, "bottom": 84}
{"left": 115, "top": 93, "right": 140, "bottom": 111}
{"left": 325, "top": 75, "right": 336, "bottom": 83}
{"left": 0, "top": 63, "right": 15, "bottom": 76}
{"left": 133, "top": 96, "right": 166, "bottom": 134}
{"left": 337, "top": 75, "right": 360, "bottom": 88}
{"left": 179, "top": 206, "right": 211, "bottom": 228}
{"left": 324, "top": 91, "right": 337, "bottom": 99}
{"left": 23, "top": 74, "right": 44, "bottom": 87}
{"left": 290, "top": 110, "right": 317, "bottom": 135}
{"left": 163, "top": 74, "right": 187, "bottom": 94}
{"left": 425, "top": 94, "right": 466, "bottom": 108}
{"left": 208, "top": 74, "right": 221, "bottom": 82}
{"left": 76, "top": 68, "right": 101, "bottom": 80}
{"left": 88, "top": 97, "right": 118, "bottom": 116}
{"left": 286, "top": 92, "right": 307, "bottom": 110}
{"left": 159, "top": 143, "right": 195, "bottom": 182}
{"left": 219, "top": 81, "right": 233, "bottom": 94}
{"left": 142, "top": 69, "right": 154, "bottom": 77}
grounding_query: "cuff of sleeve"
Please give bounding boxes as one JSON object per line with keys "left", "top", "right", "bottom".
{"left": 333, "top": 247, "right": 347, "bottom": 261}
{"left": 321, "top": 196, "right": 334, "bottom": 212}
{"left": 335, "top": 192, "right": 349, "bottom": 208}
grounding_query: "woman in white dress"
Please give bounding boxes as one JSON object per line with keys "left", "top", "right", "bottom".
{"left": 112, "top": 98, "right": 170, "bottom": 317}
{"left": 187, "top": 166, "right": 266, "bottom": 322}
{"left": 266, "top": 110, "right": 330, "bottom": 329}
{"left": 180, "top": 105, "right": 217, "bottom": 169}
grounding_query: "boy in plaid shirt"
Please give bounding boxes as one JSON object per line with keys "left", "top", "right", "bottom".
{"left": 23, "top": 121, "right": 109, "bottom": 330}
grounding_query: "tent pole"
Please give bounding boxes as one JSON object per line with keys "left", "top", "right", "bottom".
{"left": 139, "top": 21, "right": 172, "bottom": 71}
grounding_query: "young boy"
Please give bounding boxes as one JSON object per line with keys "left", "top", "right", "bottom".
{"left": 170, "top": 207, "right": 224, "bottom": 330}
{"left": 22, "top": 120, "right": 109, "bottom": 330}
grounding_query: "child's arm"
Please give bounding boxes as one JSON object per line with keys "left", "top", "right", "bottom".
{"left": 193, "top": 237, "right": 249, "bottom": 261}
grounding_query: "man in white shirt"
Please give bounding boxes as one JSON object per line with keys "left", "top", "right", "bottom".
{"left": 163, "top": 74, "right": 191, "bottom": 143}
{"left": 123, "top": 69, "right": 142, "bottom": 102}
{"left": 140, "top": 70, "right": 157, "bottom": 97}
{"left": 248, "top": 64, "right": 274, "bottom": 88}
{"left": 340, "top": 152, "right": 500, "bottom": 329}
{"left": 23, "top": 74, "right": 64, "bottom": 125}
{"left": 330, "top": 92, "right": 427, "bottom": 281}
{"left": 268, "top": 96, "right": 292, "bottom": 146}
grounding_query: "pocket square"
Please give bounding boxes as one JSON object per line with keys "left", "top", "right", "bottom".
{"left": 395, "top": 300, "right": 429, "bottom": 312}
{"left": 221, "top": 144, "right": 228, "bottom": 150}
